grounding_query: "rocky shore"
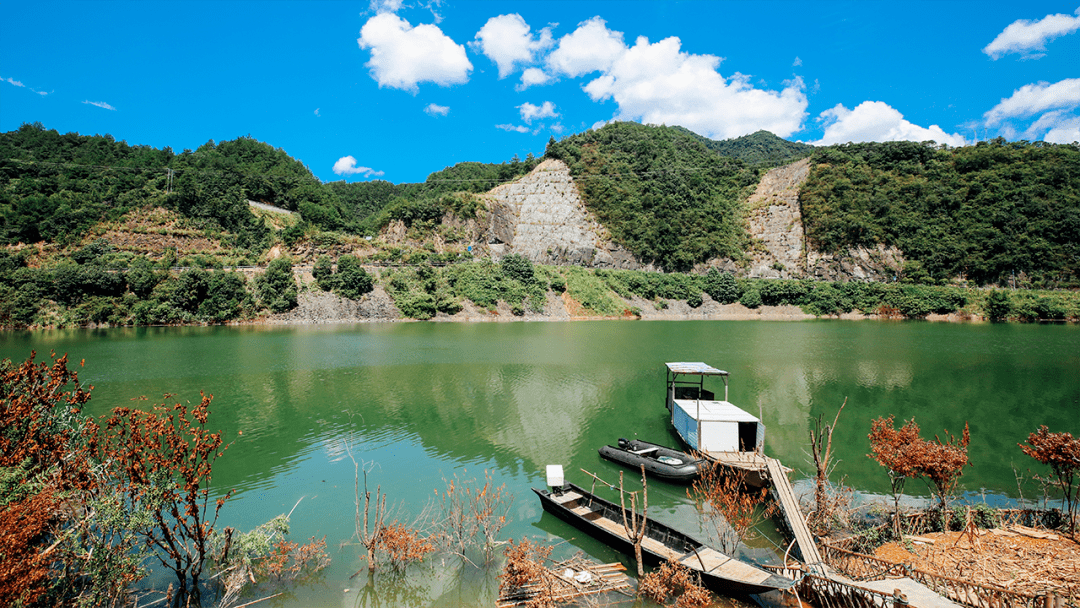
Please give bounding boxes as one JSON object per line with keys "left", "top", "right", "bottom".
{"left": 264, "top": 288, "right": 978, "bottom": 325}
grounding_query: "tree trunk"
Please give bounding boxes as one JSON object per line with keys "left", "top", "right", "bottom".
{"left": 634, "top": 542, "right": 644, "bottom": 577}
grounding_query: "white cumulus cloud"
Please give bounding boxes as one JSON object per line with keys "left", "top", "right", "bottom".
{"left": 425, "top": 103, "right": 450, "bottom": 116}
{"left": 518, "top": 101, "right": 558, "bottom": 124}
{"left": 368, "top": 0, "right": 404, "bottom": 14}
{"left": 496, "top": 124, "right": 530, "bottom": 133}
{"left": 358, "top": 12, "right": 472, "bottom": 92}
{"left": 983, "top": 8, "right": 1080, "bottom": 59}
{"left": 83, "top": 100, "right": 117, "bottom": 111}
{"left": 984, "top": 79, "right": 1080, "bottom": 124}
{"left": 813, "top": 101, "right": 968, "bottom": 146}
{"left": 983, "top": 79, "right": 1080, "bottom": 142}
{"left": 581, "top": 35, "right": 808, "bottom": 139}
{"left": 472, "top": 14, "right": 553, "bottom": 78}
{"left": 545, "top": 17, "right": 626, "bottom": 78}
{"left": 333, "top": 156, "right": 385, "bottom": 177}
{"left": 518, "top": 67, "right": 550, "bottom": 89}
{"left": 1042, "top": 115, "right": 1080, "bottom": 143}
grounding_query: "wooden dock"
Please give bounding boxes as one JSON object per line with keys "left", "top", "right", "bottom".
{"left": 765, "top": 456, "right": 824, "bottom": 569}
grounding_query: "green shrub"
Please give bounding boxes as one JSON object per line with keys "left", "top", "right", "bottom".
{"left": 501, "top": 254, "right": 535, "bottom": 284}
{"left": 983, "top": 290, "right": 1011, "bottom": 321}
{"left": 171, "top": 268, "right": 211, "bottom": 313}
{"left": 334, "top": 255, "right": 374, "bottom": 300}
{"left": 312, "top": 255, "right": 334, "bottom": 291}
{"left": 758, "top": 279, "right": 810, "bottom": 306}
{"left": 563, "top": 266, "right": 624, "bottom": 317}
{"left": 394, "top": 291, "right": 437, "bottom": 320}
{"left": 549, "top": 274, "right": 566, "bottom": 293}
{"left": 199, "top": 272, "right": 249, "bottom": 322}
{"left": 126, "top": 256, "right": 161, "bottom": 299}
{"left": 802, "top": 282, "right": 850, "bottom": 316}
{"left": 702, "top": 269, "right": 740, "bottom": 304}
{"left": 740, "top": 285, "right": 762, "bottom": 308}
{"left": 256, "top": 258, "right": 298, "bottom": 312}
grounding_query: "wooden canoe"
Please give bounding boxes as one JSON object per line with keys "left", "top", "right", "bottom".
{"left": 533, "top": 482, "right": 794, "bottom": 596}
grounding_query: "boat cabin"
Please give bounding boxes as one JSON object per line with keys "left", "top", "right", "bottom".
{"left": 665, "top": 362, "right": 764, "bottom": 453}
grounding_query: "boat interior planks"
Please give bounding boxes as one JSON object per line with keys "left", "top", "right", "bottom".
{"left": 681, "top": 548, "right": 774, "bottom": 584}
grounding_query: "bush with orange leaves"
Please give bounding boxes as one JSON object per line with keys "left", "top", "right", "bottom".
{"left": 1021, "top": 426, "right": 1080, "bottom": 533}
{"left": 209, "top": 514, "right": 330, "bottom": 608}
{"left": 97, "top": 392, "right": 233, "bottom": 607}
{"left": 639, "top": 559, "right": 713, "bottom": 608}
{"left": 869, "top": 416, "right": 971, "bottom": 536}
{"left": 0, "top": 352, "right": 146, "bottom": 608}
{"left": 378, "top": 520, "right": 435, "bottom": 570}
{"left": 434, "top": 470, "right": 513, "bottom": 564}
{"left": 2, "top": 352, "right": 331, "bottom": 608}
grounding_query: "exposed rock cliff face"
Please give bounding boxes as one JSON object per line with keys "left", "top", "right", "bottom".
{"left": 742, "top": 159, "right": 905, "bottom": 282}
{"left": 745, "top": 158, "right": 811, "bottom": 278}
{"left": 480, "top": 159, "right": 646, "bottom": 269}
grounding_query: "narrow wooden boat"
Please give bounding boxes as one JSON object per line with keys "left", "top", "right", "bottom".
{"left": 598, "top": 438, "right": 702, "bottom": 482}
{"left": 533, "top": 482, "right": 794, "bottom": 596}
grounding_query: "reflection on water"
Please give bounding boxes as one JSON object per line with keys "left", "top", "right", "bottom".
{"left": 1, "top": 320, "right": 1077, "bottom": 607}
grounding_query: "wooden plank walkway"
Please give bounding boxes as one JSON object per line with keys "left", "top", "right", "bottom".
{"left": 765, "top": 456, "right": 824, "bottom": 569}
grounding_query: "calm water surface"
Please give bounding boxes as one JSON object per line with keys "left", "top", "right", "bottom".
{"left": 2, "top": 320, "right": 1077, "bottom": 606}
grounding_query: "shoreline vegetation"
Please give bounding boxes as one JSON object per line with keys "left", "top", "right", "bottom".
{"left": 3, "top": 254, "right": 1079, "bottom": 331}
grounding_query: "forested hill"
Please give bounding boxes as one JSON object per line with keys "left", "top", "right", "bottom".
{"left": 674, "top": 127, "right": 814, "bottom": 166}
{"left": 3, "top": 122, "right": 1079, "bottom": 289}
{"left": 0, "top": 124, "right": 333, "bottom": 247}
{"left": 545, "top": 122, "right": 762, "bottom": 272}
{"left": 800, "top": 139, "right": 1080, "bottom": 288}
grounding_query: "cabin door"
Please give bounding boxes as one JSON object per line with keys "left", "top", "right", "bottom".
{"left": 738, "top": 422, "right": 758, "bottom": 452}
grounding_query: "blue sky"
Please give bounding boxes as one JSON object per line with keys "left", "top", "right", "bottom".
{"left": 2, "top": 1, "right": 1078, "bottom": 184}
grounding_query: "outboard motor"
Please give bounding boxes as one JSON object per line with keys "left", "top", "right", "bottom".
{"left": 545, "top": 464, "right": 567, "bottom": 493}
{"left": 618, "top": 438, "right": 629, "bottom": 449}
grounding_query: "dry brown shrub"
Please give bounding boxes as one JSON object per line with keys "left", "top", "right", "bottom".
{"left": 500, "top": 537, "right": 556, "bottom": 608}
{"left": 689, "top": 461, "right": 775, "bottom": 554}
{"left": 869, "top": 416, "right": 972, "bottom": 535}
{"left": 675, "top": 584, "right": 713, "bottom": 608}
{"left": 0, "top": 488, "right": 60, "bottom": 606}
{"left": 378, "top": 521, "right": 434, "bottom": 570}
{"left": 1021, "top": 426, "right": 1080, "bottom": 532}
{"left": 640, "top": 559, "right": 713, "bottom": 607}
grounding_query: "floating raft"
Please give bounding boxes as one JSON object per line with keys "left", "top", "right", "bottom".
{"left": 496, "top": 555, "right": 633, "bottom": 607}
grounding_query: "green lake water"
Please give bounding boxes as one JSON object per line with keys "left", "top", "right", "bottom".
{"left": 2, "top": 320, "right": 1077, "bottom": 606}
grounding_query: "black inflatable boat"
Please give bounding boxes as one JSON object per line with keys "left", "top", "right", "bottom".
{"left": 598, "top": 438, "right": 702, "bottom": 482}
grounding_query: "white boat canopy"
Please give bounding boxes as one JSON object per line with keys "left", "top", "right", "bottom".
{"left": 665, "top": 362, "right": 729, "bottom": 376}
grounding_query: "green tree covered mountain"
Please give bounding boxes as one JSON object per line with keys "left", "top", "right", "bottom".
{"left": 800, "top": 139, "right": 1080, "bottom": 288}
{"left": 675, "top": 127, "right": 815, "bottom": 167}
{"left": 546, "top": 122, "right": 762, "bottom": 272}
